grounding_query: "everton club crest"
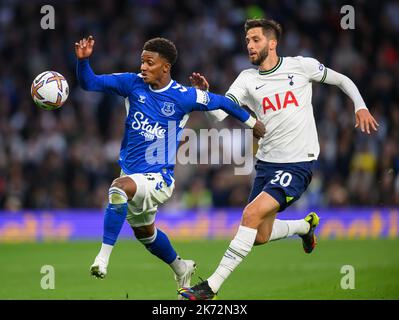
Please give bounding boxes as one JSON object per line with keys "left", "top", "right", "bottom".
{"left": 161, "top": 102, "right": 175, "bottom": 116}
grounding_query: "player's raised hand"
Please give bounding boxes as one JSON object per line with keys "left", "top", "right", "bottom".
{"left": 189, "top": 72, "right": 210, "bottom": 91}
{"left": 253, "top": 120, "right": 266, "bottom": 139}
{"left": 75, "top": 35, "right": 95, "bottom": 59}
{"left": 355, "top": 109, "right": 379, "bottom": 134}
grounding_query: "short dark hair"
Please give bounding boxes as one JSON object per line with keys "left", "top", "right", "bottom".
{"left": 143, "top": 37, "right": 178, "bottom": 65}
{"left": 244, "top": 18, "right": 282, "bottom": 41}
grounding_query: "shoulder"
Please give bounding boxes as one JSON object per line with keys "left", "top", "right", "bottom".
{"left": 111, "top": 72, "right": 139, "bottom": 79}
{"left": 237, "top": 68, "right": 258, "bottom": 79}
{"left": 282, "top": 55, "right": 318, "bottom": 63}
{"left": 283, "top": 56, "right": 323, "bottom": 73}
{"left": 164, "top": 81, "right": 195, "bottom": 104}
{"left": 112, "top": 72, "right": 143, "bottom": 85}
{"left": 173, "top": 84, "right": 213, "bottom": 107}
{"left": 129, "top": 72, "right": 144, "bottom": 83}
{"left": 281, "top": 55, "right": 311, "bottom": 66}
{"left": 230, "top": 68, "right": 258, "bottom": 87}
{"left": 164, "top": 81, "right": 191, "bottom": 100}
{"left": 288, "top": 55, "right": 322, "bottom": 66}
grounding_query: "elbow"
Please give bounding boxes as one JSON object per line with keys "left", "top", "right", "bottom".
{"left": 335, "top": 72, "right": 352, "bottom": 88}
{"left": 77, "top": 77, "right": 93, "bottom": 91}
{"left": 79, "top": 80, "right": 89, "bottom": 90}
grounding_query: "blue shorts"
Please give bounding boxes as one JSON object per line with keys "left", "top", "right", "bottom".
{"left": 248, "top": 160, "right": 315, "bottom": 212}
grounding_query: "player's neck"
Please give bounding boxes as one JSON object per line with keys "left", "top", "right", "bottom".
{"left": 259, "top": 54, "right": 280, "bottom": 72}
{"left": 150, "top": 75, "right": 172, "bottom": 90}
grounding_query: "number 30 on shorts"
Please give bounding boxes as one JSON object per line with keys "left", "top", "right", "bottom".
{"left": 270, "top": 170, "right": 293, "bottom": 187}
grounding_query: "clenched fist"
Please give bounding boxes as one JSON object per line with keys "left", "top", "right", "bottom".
{"left": 253, "top": 120, "right": 266, "bottom": 139}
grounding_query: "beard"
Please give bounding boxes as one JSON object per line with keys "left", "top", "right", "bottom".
{"left": 250, "top": 47, "right": 268, "bottom": 66}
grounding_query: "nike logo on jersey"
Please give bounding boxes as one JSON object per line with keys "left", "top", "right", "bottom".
{"left": 255, "top": 84, "right": 267, "bottom": 90}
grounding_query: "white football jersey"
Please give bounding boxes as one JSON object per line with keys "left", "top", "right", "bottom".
{"left": 226, "top": 56, "right": 328, "bottom": 163}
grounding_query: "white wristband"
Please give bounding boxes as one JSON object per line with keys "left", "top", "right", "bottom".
{"left": 244, "top": 116, "right": 257, "bottom": 128}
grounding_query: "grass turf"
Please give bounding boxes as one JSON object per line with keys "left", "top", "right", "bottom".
{"left": 0, "top": 239, "right": 398, "bottom": 300}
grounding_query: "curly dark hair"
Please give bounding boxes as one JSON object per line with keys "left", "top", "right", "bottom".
{"left": 143, "top": 37, "right": 178, "bottom": 65}
{"left": 244, "top": 18, "right": 282, "bottom": 41}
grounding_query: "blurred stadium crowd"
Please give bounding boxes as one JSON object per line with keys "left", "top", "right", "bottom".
{"left": 0, "top": 0, "right": 398, "bottom": 211}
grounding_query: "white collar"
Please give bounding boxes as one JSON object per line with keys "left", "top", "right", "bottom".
{"left": 149, "top": 79, "right": 174, "bottom": 93}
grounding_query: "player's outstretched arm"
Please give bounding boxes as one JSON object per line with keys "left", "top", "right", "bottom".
{"left": 75, "top": 35, "right": 104, "bottom": 91}
{"left": 192, "top": 89, "right": 265, "bottom": 138}
{"left": 301, "top": 57, "right": 379, "bottom": 134}
{"left": 75, "top": 36, "right": 133, "bottom": 96}
{"left": 321, "top": 68, "right": 379, "bottom": 134}
{"left": 190, "top": 72, "right": 229, "bottom": 123}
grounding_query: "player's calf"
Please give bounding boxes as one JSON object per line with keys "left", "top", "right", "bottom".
{"left": 254, "top": 233, "right": 269, "bottom": 245}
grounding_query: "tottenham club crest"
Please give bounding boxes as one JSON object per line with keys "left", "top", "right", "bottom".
{"left": 161, "top": 102, "right": 175, "bottom": 116}
{"left": 288, "top": 74, "right": 294, "bottom": 86}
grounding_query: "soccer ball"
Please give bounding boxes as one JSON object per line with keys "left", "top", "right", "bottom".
{"left": 31, "top": 71, "right": 69, "bottom": 110}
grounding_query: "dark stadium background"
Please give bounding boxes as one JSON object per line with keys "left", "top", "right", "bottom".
{"left": 0, "top": 0, "right": 398, "bottom": 300}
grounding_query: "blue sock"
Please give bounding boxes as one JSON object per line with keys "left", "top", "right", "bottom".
{"left": 103, "top": 203, "right": 128, "bottom": 245}
{"left": 141, "top": 229, "right": 177, "bottom": 264}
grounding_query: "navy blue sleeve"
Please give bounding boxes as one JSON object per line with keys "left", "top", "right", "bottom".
{"left": 76, "top": 58, "right": 137, "bottom": 97}
{"left": 186, "top": 88, "right": 251, "bottom": 123}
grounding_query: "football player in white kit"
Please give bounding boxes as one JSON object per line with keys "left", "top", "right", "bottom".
{"left": 179, "top": 18, "right": 378, "bottom": 300}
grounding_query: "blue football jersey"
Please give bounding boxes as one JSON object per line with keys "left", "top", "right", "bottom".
{"left": 77, "top": 59, "right": 251, "bottom": 186}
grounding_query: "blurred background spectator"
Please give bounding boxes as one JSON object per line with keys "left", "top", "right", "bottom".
{"left": 0, "top": 0, "right": 398, "bottom": 211}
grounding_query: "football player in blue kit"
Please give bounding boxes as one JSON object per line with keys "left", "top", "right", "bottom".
{"left": 75, "top": 35, "right": 265, "bottom": 298}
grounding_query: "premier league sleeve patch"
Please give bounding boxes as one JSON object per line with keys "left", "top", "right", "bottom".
{"left": 195, "top": 89, "right": 210, "bottom": 106}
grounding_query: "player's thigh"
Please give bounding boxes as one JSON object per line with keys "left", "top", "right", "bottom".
{"left": 262, "top": 162, "right": 314, "bottom": 212}
{"left": 242, "top": 191, "right": 280, "bottom": 228}
{"left": 124, "top": 173, "right": 174, "bottom": 207}
{"left": 124, "top": 173, "right": 174, "bottom": 228}
{"left": 248, "top": 161, "right": 274, "bottom": 203}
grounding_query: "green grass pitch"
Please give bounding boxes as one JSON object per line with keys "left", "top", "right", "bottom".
{"left": 0, "top": 239, "right": 398, "bottom": 299}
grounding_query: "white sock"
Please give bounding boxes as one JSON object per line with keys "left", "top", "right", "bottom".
{"left": 97, "top": 243, "right": 114, "bottom": 264}
{"left": 170, "top": 256, "right": 187, "bottom": 277}
{"left": 207, "top": 225, "right": 257, "bottom": 293}
{"left": 269, "top": 219, "right": 310, "bottom": 241}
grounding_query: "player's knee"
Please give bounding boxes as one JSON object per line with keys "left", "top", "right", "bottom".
{"left": 110, "top": 177, "right": 136, "bottom": 202}
{"left": 242, "top": 205, "right": 261, "bottom": 228}
{"left": 108, "top": 185, "right": 128, "bottom": 204}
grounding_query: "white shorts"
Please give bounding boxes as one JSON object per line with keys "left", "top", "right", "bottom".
{"left": 121, "top": 171, "right": 175, "bottom": 227}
